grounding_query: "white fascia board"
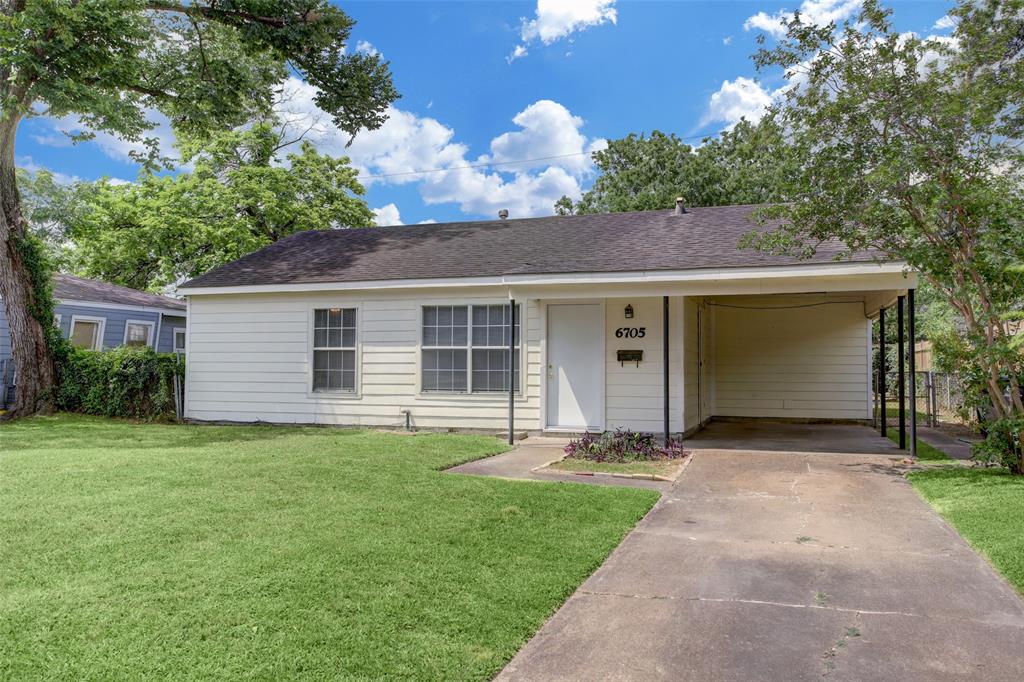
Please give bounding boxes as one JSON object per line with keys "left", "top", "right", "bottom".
{"left": 177, "top": 261, "right": 912, "bottom": 296}
{"left": 55, "top": 299, "right": 187, "bottom": 315}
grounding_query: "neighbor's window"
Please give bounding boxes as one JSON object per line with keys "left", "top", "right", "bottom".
{"left": 312, "top": 308, "right": 357, "bottom": 392}
{"left": 421, "top": 304, "right": 520, "bottom": 393}
{"left": 123, "top": 321, "right": 154, "bottom": 348}
{"left": 70, "top": 318, "right": 103, "bottom": 350}
{"left": 173, "top": 328, "right": 186, "bottom": 356}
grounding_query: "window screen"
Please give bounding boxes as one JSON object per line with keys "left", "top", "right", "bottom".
{"left": 70, "top": 320, "right": 101, "bottom": 350}
{"left": 421, "top": 304, "right": 519, "bottom": 393}
{"left": 312, "top": 308, "right": 357, "bottom": 392}
{"left": 124, "top": 323, "right": 152, "bottom": 347}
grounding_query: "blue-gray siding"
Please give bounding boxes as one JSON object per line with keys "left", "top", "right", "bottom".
{"left": 158, "top": 315, "right": 187, "bottom": 353}
{"left": 1, "top": 304, "right": 184, "bottom": 406}
{"left": 55, "top": 304, "right": 163, "bottom": 352}
{"left": 0, "top": 305, "right": 10, "bottom": 361}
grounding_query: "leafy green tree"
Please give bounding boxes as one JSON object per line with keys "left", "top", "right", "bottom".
{"left": 556, "top": 116, "right": 796, "bottom": 215}
{"left": 0, "top": 1, "right": 397, "bottom": 417}
{"left": 16, "top": 168, "right": 91, "bottom": 266}
{"left": 743, "top": 0, "right": 1024, "bottom": 465}
{"left": 70, "top": 116, "right": 373, "bottom": 292}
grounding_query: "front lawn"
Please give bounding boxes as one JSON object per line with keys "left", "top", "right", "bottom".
{"left": 909, "top": 468, "right": 1024, "bottom": 594}
{"left": 0, "top": 415, "right": 658, "bottom": 680}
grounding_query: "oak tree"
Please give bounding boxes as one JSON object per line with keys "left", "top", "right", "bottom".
{"left": 0, "top": 0, "right": 397, "bottom": 416}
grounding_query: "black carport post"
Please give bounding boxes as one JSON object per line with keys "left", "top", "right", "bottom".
{"left": 508, "top": 299, "right": 516, "bottom": 445}
{"left": 878, "top": 307, "right": 886, "bottom": 437}
{"left": 897, "top": 294, "right": 906, "bottom": 449}
{"left": 663, "top": 296, "right": 670, "bottom": 444}
{"left": 908, "top": 288, "right": 917, "bottom": 458}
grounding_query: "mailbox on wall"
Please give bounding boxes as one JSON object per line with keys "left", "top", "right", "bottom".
{"left": 617, "top": 349, "right": 643, "bottom": 367}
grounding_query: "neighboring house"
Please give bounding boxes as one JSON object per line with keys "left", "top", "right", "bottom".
{"left": 177, "top": 204, "right": 917, "bottom": 435}
{"left": 1, "top": 274, "right": 186, "bottom": 406}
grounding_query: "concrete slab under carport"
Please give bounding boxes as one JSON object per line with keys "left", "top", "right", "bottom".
{"left": 683, "top": 419, "right": 903, "bottom": 456}
{"left": 497, "top": 432, "right": 1024, "bottom": 681}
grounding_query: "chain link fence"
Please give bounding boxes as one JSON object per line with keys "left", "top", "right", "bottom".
{"left": 872, "top": 370, "right": 968, "bottom": 426}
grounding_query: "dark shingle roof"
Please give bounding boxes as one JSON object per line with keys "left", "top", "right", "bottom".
{"left": 181, "top": 205, "right": 884, "bottom": 289}
{"left": 55, "top": 274, "right": 185, "bottom": 312}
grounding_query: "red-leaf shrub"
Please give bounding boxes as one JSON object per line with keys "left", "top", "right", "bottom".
{"left": 564, "top": 429, "right": 687, "bottom": 463}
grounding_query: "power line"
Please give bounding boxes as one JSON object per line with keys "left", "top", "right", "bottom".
{"left": 354, "top": 129, "right": 725, "bottom": 182}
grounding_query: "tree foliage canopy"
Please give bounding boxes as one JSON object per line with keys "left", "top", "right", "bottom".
{"left": 5, "top": 1, "right": 397, "bottom": 161}
{"left": 67, "top": 116, "right": 373, "bottom": 291}
{"left": 556, "top": 116, "right": 797, "bottom": 215}
{"left": 744, "top": 0, "right": 1024, "bottom": 448}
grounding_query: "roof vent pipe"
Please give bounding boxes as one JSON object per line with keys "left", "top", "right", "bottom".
{"left": 674, "top": 197, "right": 686, "bottom": 215}
{"left": 498, "top": 209, "right": 509, "bottom": 220}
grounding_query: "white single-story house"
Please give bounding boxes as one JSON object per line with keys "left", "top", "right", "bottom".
{"left": 177, "top": 203, "right": 918, "bottom": 439}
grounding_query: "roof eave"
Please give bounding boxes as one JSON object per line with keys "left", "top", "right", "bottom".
{"left": 177, "top": 260, "right": 912, "bottom": 296}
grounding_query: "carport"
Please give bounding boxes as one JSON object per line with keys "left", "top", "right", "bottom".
{"left": 681, "top": 287, "right": 921, "bottom": 457}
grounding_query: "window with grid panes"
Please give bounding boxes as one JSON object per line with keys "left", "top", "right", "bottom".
{"left": 312, "top": 308, "right": 357, "bottom": 392}
{"left": 421, "top": 304, "right": 520, "bottom": 393}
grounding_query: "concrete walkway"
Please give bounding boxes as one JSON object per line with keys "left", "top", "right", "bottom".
{"left": 498, "top": 442, "right": 1024, "bottom": 681}
{"left": 916, "top": 425, "right": 982, "bottom": 461}
{"left": 448, "top": 436, "right": 669, "bottom": 491}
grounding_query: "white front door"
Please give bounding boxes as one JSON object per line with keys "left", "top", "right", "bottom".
{"left": 546, "top": 303, "right": 603, "bottom": 431}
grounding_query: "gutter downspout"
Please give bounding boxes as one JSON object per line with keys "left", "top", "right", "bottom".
{"left": 153, "top": 313, "right": 163, "bottom": 351}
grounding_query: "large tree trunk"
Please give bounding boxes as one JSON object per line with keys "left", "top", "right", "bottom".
{"left": 0, "top": 113, "right": 55, "bottom": 418}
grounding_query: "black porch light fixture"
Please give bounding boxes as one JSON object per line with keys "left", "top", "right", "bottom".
{"left": 624, "top": 304, "right": 634, "bottom": 319}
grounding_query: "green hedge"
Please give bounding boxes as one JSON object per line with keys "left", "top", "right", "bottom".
{"left": 55, "top": 346, "right": 184, "bottom": 420}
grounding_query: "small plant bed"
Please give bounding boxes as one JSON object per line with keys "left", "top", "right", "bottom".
{"left": 550, "top": 430, "right": 690, "bottom": 481}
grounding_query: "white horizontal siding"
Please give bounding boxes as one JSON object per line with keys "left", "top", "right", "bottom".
{"left": 603, "top": 296, "right": 684, "bottom": 432}
{"left": 185, "top": 289, "right": 541, "bottom": 430}
{"left": 713, "top": 296, "right": 870, "bottom": 420}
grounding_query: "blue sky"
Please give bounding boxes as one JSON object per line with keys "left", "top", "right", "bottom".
{"left": 19, "top": 0, "right": 953, "bottom": 226}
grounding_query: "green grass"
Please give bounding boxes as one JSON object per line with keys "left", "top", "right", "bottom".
{"left": 885, "top": 428, "right": 951, "bottom": 460}
{"left": 548, "top": 457, "right": 683, "bottom": 478}
{"left": 876, "top": 406, "right": 930, "bottom": 422}
{"left": 909, "top": 468, "right": 1024, "bottom": 594}
{"left": 0, "top": 415, "right": 658, "bottom": 681}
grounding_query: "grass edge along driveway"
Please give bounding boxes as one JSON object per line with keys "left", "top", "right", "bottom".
{"left": 0, "top": 415, "right": 659, "bottom": 681}
{"left": 909, "top": 467, "right": 1024, "bottom": 595}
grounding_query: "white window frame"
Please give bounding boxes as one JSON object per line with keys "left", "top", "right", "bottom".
{"left": 419, "top": 303, "right": 522, "bottom": 396}
{"left": 308, "top": 305, "right": 360, "bottom": 397}
{"left": 69, "top": 315, "right": 106, "bottom": 350}
{"left": 173, "top": 328, "right": 187, "bottom": 356}
{"left": 122, "top": 319, "right": 156, "bottom": 348}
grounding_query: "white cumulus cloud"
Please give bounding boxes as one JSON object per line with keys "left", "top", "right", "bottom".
{"left": 744, "top": 0, "right": 861, "bottom": 38}
{"left": 274, "top": 77, "right": 598, "bottom": 219}
{"left": 489, "top": 99, "right": 592, "bottom": 175}
{"left": 702, "top": 77, "right": 777, "bottom": 129}
{"left": 372, "top": 203, "right": 403, "bottom": 226}
{"left": 509, "top": 0, "right": 616, "bottom": 62}
{"left": 932, "top": 15, "right": 956, "bottom": 30}
{"left": 354, "top": 40, "right": 380, "bottom": 57}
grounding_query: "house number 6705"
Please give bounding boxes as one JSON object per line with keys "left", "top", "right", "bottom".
{"left": 615, "top": 327, "right": 646, "bottom": 338}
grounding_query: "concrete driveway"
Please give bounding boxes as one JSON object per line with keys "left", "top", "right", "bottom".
{"left": 498, "top": 426, "right": 1024, "bottom": 681}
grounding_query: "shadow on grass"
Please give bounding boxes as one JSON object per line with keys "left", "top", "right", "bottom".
{"left": 0, "top": 413, "right": 335, "bottom": 452}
